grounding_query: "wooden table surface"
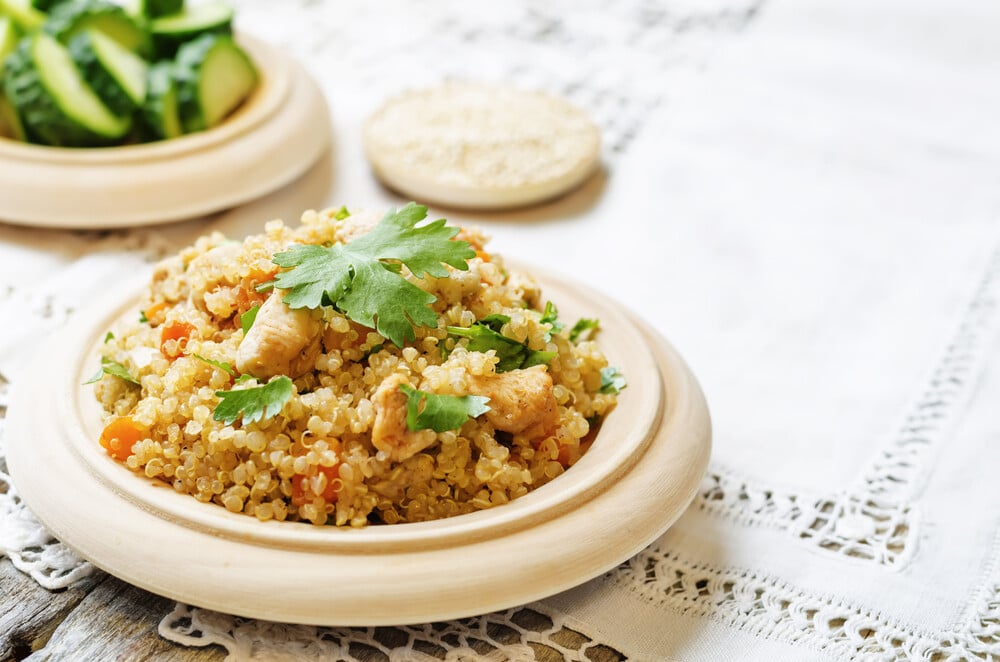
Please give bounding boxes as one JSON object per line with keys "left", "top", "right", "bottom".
{"left": 1, "top": 558, "right": 224, "bottom": 661}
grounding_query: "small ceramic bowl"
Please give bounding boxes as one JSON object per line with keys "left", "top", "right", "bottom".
{"left": 0, "top": 36, "right": 331, "bottom": 229}
{"left": 6, "top": 265, "right": 710, "bottom": 625}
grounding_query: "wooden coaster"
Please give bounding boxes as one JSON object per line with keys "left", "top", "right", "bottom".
{"left": 364, "top": 83, "right": 601, "bottom": 210}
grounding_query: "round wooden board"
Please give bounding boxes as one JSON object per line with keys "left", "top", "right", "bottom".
{"left": 363, "top": 84, "right": 601, "bottom": 210}
{"left": 5, "top": 267, "right": 711, "bottom": 626}
{"left": 0, "top": 36, "right": 331, "bottom": 229}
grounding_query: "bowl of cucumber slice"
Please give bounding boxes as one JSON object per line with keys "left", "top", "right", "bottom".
{"left": 0, "top": 0, "right": 331, "bottom": 228}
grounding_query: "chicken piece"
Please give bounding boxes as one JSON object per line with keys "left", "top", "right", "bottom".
{"left": 468, "top": 365, "right": 558, "bottom": 439}
{"left": 371, "top": 374, "right": 437, "bottom": 462}
{"left": 236, "top": 292, "right": 323, "bottom": 379}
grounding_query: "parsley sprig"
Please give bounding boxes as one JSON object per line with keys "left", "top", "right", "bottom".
{"left": 399, "top": 384, "right": 490, "bottom": 432}
{"left": 599, "top": 367, "right": 627, "bottom": 394}
{"left": 214, "top": 376, "right": 294, "bottom": 426}
{"left": 85, "top": 356, "right": 139, "bottom": 385}
{"left": 447, "top": 317, "right": 556, "bottom": 373}
{"left": 272, "top": 203, "right": 475, "bottom": 347}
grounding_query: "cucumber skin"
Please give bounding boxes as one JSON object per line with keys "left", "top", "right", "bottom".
{"left": 0, "top": 92, "right": 27, "bottom": 140}
{"left": 150, "top": 18, "right": 230, "bottom": 59}
{"left": 137, "top": 60, "right": 179, "bottom": 140}
{"left": 45, "top": 0, "right": 151, "bottom": 56}
{"left": 67, "top": 30, "right": 135, "bottom": 116}
{"left": 174, "top": 33, "right": 253, "bottom": 133}
{"left": 139, "top": 0, "right": 182, "bottom": 19}
{"left": 3, "top": 36, "right": 126, "bottom": 146}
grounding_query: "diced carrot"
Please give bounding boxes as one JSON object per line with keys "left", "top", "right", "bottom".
{"left": 143, "top": 301, "right": 171, "bottom": 326}
{"left": 454, "top": 227, "right": 482, "bottom": 248}
{"left": 99, "top": 416, "right": 147, "bottom": 462}
{"left": 291, "top": 464, "right": 341, "bottom": 506}
{"left": 235, "top": 268, "right": 278, "bottom": 315}
{"left": 160, "top": 321, "right": 196, "bottom": 359}
{"left": 475, "top": 249, "right": 491, "bottom": 263}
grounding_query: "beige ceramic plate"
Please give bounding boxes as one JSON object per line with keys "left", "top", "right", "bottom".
{"left": 6, "top": 267, "right": 710, "bottom": 626}
{"left": 0, "top": 36, "right": 330, "bottom": 229}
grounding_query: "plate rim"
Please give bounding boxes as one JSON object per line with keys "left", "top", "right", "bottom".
{"left": 6, "top": 267, "right": 712, "bottom": 625}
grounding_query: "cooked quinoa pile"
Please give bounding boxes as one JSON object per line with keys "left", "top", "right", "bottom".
{"left": 93, "top": 205, "right": 621, "bottom": 527}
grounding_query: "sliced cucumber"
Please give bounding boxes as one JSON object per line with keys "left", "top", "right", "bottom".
{"left": 0, "top": 92, "right": 25, "bottom": 139}
{"left": 137, "top": 60, "right": 179, "bottom": 140}
{"left": 4, "top": 32, "right": 130, "bottom": 145}
{"left": 149, "top": 0, "right": 230, "bottom": 58}
{"left": 45, "top": 0, "right": 150, "bottom": 56}
{"left": 0, "top": 16, "right": 23, "bottom": 139}
{"left": 0, "top": 15, "right": 18, "bottom": 58}
{"left": 175, "top": 33, "right": 255, "bottom": 133}
{"left": 137, "top": 0, "right": 181, "bottom": 19}
{"left": 0, "top": 0, "right": 46, "bottom": 32}
{"left": 68, "top": 28, "right": 146, "bottom": 115}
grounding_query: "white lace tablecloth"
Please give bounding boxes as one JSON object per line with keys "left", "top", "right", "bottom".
{"left": 3, "top": 0, "right": 1000, "bottom": 659}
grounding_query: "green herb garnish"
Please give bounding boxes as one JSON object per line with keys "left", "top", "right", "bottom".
{"left": 569, "top": 318, "right": 600, "bottom": 342}
{"left": 213, "top": 376, "right": 294, "bottom": 426}
{"left": 599, "top": 366, "right": 627, "bottom": 394}
{"left": 84, "top": 357, "right": 139, "bottom": 385}
{"left": 272, "top": 203, "right": 475, "bottom": 347}
{"left": 193, "top": 354, "right": 237, "bottom": 377}
{"left": 333, "top": 206, "right": 350, "bottom": 220}
{"left": 138, "top": 310, "right": 149, "bottom": 324}
{"left": 398, "top": 383, "right": 490, "bottom": 433}
{"left": 103, "top": 331, "right": 115, "bottom": 343}
{"left": 539, "top": 301, "right": 564, "bottom": 339}
{"left": 447, "top": 323, "right": 556, "bottom": 373}
{"left": 240, "top": 304, "right": 260, "bottom": 335}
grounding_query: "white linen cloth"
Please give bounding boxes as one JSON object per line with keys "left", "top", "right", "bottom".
{"left": 2, "top": 0, "right": 1000, "bottom": 659}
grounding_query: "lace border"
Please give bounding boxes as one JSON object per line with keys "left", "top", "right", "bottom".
{"left": 697, "top": 244, "right": 1000, "bottom": 569}
{"left": 615, "top": 544, "right": 1000, "bottom": 661}
{"left": 159, "top": 602, "right": 626, "bottom": 662}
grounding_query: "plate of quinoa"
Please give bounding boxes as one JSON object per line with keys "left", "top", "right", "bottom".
{"left": 6, "top": 204, "right": 711, "bottom": 625}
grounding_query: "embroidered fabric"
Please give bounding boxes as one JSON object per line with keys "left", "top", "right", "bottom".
{"left": 615, "top": 545, "right": 1000, "bottom": 662}
{"left": 697, "top": 246, "right": 1000, "bottom": 570}
{"left": 0, "top": 372, "right": 96, "bottom": 590}
{"left": 2, "top": 0, "right": 1000, "bottom": 659}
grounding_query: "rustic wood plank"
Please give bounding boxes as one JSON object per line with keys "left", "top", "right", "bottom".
{"left": 22, "top": 577, "right": 225, "bottom": 662}
{"left": 0, "top": 558, "right": 105, "bottom": 661}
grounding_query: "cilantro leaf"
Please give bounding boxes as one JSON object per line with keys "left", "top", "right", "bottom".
{"left": 84, "top": 357, "right": 139, "bottom": 385}
{"left": 447, "top": 323, "right": 556, "bottom": 372}
{"left": 138, "top": 310, "right": 149, "bottom": 324}
{"left": 398, "top": 383, "right": 490, "bottom": 433}
{"left": 103, "top": 331, "right": 114, "bottom": 343}
{"left": 332, "top": 206, "right": 350, "bottom": 220}
{"left": 272, "top": 203, "right": 475, "bottom": 347}
{"left": 240, "top": 304, "right": 260, "bottom": 335}
{"left": 479, "top": 314, "right": 511, "bottom": 331}
{"left": 599, "top": 366, "right": 627, "bottom": 394}
{"left": 214, "top": 376, "right": 294, "bottom": 426}
{"left": 539, "top": 301, "right": 564, "bottom": 339}
{"left": 193, "top": 354, "right": 236, "bottom": 377}
{"left": 569, "top": 318, "right": 600, "bottom": 342}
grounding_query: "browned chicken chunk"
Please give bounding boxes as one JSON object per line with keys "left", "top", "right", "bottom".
{"left": 371, "top": 374, "right": 437, "bottom": 462}
{"left": 236, "top": 292, "right": 323, "bottom": 379}
{"left": 468, "top": 365, "right": 558, "bottom": 439}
